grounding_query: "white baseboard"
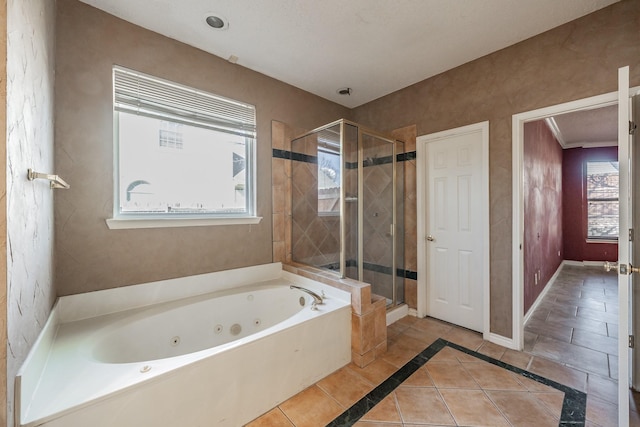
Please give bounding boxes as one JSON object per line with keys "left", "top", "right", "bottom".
{"left": 486, "top": 332, "right": 517, "bottom": 350}
{"left": 563, "top": 259, "right": 606, "bottom": 268}
{"left": 583, "top": 260, "right": 607, "bottom": 267}
{"left": 523, "top": 261, "right": 564, "bottom": 325}
{"left": 407, "top": 309, "right": 517, "bottom": 351}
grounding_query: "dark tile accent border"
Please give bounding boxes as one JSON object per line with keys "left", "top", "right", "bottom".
{"left": 327, "top": 338, "right": 586, "bottom": 427}
{"left": 272, "top": 148, "right": 317, "bottom": 163}
{"left": 397, "top": 151, "right": 417, "bottom": 162}
{"left": 272, "top": 148, "right": 291, "bottom": 160}
{"left": 345, "top": 161, "right": 357, "bottom": 170}
{"left": 272, "top": 149, "right": 417, "bottom": 166}
{"left": 321, "top": 260, "right": 417, "bottom": 280}
{"left": 401, "top": 269, "right": 418, "bottom": 280}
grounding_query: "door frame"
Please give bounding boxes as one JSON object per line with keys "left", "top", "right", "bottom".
{"left": 416, "top": 121, "right": 490, "bottom": 339}
{"left": 511, "top": 87, "right": 639, "bottom": 349}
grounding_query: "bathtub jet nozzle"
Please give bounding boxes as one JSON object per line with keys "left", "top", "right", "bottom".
{"left": 290, "top": 285, "right": 324, "bottom": 310}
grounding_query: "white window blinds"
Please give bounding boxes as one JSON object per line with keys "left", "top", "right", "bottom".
{"left": 113, "top": 66, "right": 256, "bottom": 138}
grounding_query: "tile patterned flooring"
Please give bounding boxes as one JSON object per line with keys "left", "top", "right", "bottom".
{"left": 247, "top": 266, "right": 634, "bottom": 426}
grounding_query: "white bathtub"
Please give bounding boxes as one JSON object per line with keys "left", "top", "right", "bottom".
{"left": 16, "top": 263, "right": 352, "bottom": 427}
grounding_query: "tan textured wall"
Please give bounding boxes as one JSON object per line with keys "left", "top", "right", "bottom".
{"left": 353, "top": 0, "right": 640, "bottom": 337}
{"left": 6, "top": 0, "right": 56, "bottom": 424}
{"left": 0, "top": 0, "right": 6, "bottom": 424}
{"left": 54, "top": 0, "right": 349, "bottom": 295}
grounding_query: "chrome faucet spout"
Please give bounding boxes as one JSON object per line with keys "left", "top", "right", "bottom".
{"left": 290, "top": 285, "right": 324, "bottom": 309}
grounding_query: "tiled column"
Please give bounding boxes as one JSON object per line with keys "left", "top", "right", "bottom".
{"left": 352, "top": 294, "right": 388, "bottom": 367}
{"left": 271, "top": 120, "right": 293, "bottom": 263}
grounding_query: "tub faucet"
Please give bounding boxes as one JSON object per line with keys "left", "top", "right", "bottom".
{"left": 290, "top": 285, "right": 324, "bottom": 310}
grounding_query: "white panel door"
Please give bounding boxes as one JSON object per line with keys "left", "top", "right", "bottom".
{"left": 425, "top": 129, "right": 484, "bottom": 332}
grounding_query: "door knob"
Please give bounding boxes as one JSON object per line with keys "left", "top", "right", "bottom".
{"left": 604, "top": 261, "right": 640, "bottom": 275}
{"left": 426, "top": 235, "right": 435, "bottom": 242}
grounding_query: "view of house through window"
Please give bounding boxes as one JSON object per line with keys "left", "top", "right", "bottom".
{"left": 113, "top": 66, "right": 256, "bottom": 218}
{"left": 318, "top": 147, "right": 341, "bottom": 215}
{"left": 118, "top": 114, "right": 249, "bottom": 215}
{"left": 586, "top": 160, "right": 619, "bottom": 239}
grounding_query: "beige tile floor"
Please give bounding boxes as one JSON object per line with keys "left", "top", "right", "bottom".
{"left": 247, "top": 266, "right": 637, "bottom": 426}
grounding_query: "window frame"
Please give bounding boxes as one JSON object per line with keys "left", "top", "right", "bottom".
{"left": 585, "top": 160, "right": 619, "bottom": 241}
{"left": 107, "top": 66, "right": 260, "bottom": 229}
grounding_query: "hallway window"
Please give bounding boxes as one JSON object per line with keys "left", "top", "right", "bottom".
{"left": 112, "top": 66, "right": 256, "bottom": 219}
{"left": 586, "top": 161, "right": 619, "bottom": 239}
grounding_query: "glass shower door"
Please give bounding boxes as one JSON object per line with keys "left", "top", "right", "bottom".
{"left": 360, "top": 132, "right": 401, "bottom": 306}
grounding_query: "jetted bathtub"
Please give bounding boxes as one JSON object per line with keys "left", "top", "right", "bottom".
{"left": 16, "top": 263, "right": 352, "bottom": 427}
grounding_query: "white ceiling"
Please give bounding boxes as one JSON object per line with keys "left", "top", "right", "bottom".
{"left": 78, "top": 0, "right": 618, "bottom": 108}
{"left": 550, "top": 105, "right": 618, "bottom": 149}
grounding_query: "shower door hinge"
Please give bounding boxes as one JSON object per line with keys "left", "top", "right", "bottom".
{"left": 630, "top": 335, "right": 635, "bottom": 349}
{"left": 631, "top": 228, "right": 635, "bottom": 242}
{"left": 630, "top": 121, "right": 637, "bottom": 135}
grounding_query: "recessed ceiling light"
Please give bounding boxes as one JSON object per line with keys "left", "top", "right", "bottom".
{"left": 205, "top": 14, "right": 228, "bottom": 30}
{"left": 337, "top": 87, "right": 352, "bottom": 96}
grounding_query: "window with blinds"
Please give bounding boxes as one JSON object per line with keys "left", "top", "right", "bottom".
{"left": 112, "top": 66, "right": 256, "bottom": 219}
{"left": 586, "top": 161, "right": 619, "bottom": 240}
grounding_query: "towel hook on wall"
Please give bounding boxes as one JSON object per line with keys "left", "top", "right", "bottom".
{"left": 27, "top": 169, "right": 70, "bottom": 189}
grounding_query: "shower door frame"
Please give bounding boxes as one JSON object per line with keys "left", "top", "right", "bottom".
{"left": 291, "top": 119, "right": 403, "bottom": 308}
{"left": 357, "top": 126, "right": 401, "bottom": 308}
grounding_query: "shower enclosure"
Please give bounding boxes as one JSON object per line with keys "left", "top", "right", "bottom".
{"left": 290, "top": 119, "right": 404, "bottom": 309}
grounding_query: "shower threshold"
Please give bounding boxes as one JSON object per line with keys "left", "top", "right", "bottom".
{"left": 386, "top": 303, "right": 408, "bottom": 326}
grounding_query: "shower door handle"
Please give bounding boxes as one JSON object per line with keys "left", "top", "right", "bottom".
{"left": 426, "top": 235, "right": 435, "bottom": 242}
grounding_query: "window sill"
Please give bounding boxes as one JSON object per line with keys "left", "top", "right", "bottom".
{"left": 586, "top": 238, "right": 618, "bottom": 244}
{"left": 106, "top": 216, "right": 263, "bottom": 230}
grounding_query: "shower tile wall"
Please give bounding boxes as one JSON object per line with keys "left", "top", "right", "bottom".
{"left": 272, "top": 121, "right": 419, "bottom": 310}
{"left": 289, "top": 132, "right": 341, "bottom": 268}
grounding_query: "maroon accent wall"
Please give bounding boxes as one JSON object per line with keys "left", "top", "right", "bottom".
{"left": 523, "top": 121, "right": 563, "bottom": 314}
{"left": 562, "top": 146, "right": 618, "bottom": 262}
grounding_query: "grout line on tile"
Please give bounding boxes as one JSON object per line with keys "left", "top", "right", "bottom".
{"left": 278, "top": 407, "right": 296, "bottom": 427}
{"left": 432, "top": 384, "right": 459, "bottom": 425}
{"left": 482, "top": 388, "right": 514, "bottom": 424}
